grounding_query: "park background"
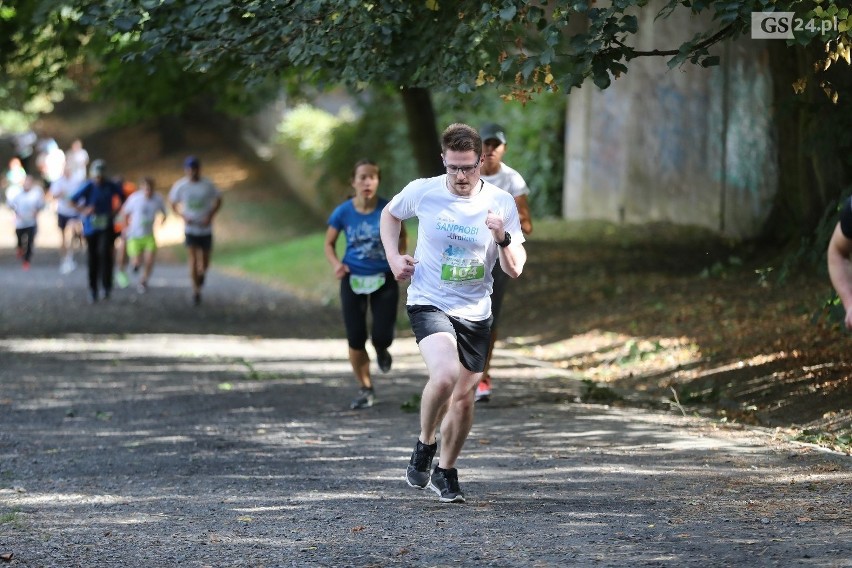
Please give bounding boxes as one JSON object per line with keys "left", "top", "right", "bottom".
{"left": 1, "top": 1, "right": 851, "bottom": 453}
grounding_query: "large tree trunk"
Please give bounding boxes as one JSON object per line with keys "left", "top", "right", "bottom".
{"left": 400, "top": 87, "right": 444, "bottom": 177}
{"left": 763, "top": 43, "right": 852, "bottom": 243}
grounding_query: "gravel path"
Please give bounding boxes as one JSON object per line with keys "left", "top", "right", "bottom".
{"left": 1, "top": 245, "right": 851, "bottom": 567}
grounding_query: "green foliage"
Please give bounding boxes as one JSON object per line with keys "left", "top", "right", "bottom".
{"left": 777, "top": 185, "right": 852, "bottom": 284}
{"left": 3, "top": 0, "right": 849, "bottom": 250}
{"left": 794, "top": 429, "right": 852, "bottom": 454}
{"left": 699, "top": 255, "right": 744, "bottom": 279}
{"left": 313, "top": 87, "right": 565, "bottom": 217}
{"left": 320, "top": 89, "right": 420, "bottom": 201}
{"left": 277, "top": 104, "right": 356, "bottom": 164}
{"left": 813, "top": 294, "right": 846, "bottom": 329}
{"left": 0, "top": 1, "right": 83, "bottom": 102}
{"left": 237, "top": 359, "right": 279, "bottom": 381}
{"left": 434, "top": 89, "right": 566, "bottom": 217}
{"left": 306, "top": 84, "right": 565, "bottom": 218}
{"left": 0, "top": 509, "right": 21, "bottom": 526}
{"left": 617, "top": 339, "right": 666, "bottom": 364}
{"left": 0, "top": 110, "right": 33, "bottom": 134}
{"left": 4, "top": 0, "right": 849, "bottom": 119}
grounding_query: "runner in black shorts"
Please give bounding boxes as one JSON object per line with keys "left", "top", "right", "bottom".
{"left": 168, "top": 156, "right": 222, "bottom": 306}
{"left": 407, "top": 305, "right": 492, "bottom": 373}
{"left": 185, "top": 234, "right": 212, "bottom": 250}
{"left": 380, "top": 123, "right": 528, "bottom": 504}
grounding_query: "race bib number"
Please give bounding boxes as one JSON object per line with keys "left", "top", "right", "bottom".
{"left": 440, "top": 260, "right": 485, "bottom": 285}
{"left": 91, "top": 214, "right": 110, "bottom": 230}
{"left": 350, "top": 273, "right": 386, "bottom": 295}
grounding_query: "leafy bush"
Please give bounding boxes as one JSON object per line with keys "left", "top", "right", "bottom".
{"left": 321, "top": 89, "right": 420, "bottom": 201}
{"left": 279, "top": 88, "right": 566, "bottom": 218}
{"left": 277, "top": 103, "right": 355, "bottom": 163}
{"left": 434, "top": 89, "right": 566, "bottom": 218}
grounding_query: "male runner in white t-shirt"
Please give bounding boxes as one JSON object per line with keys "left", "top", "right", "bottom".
{"left": 50, "top": 163, "right": 84, "bottom": 273}
{"left": 475, "top": 122, "right": 535, "bottom": 402}
{"left": 65, "top": 139, "right": 89, "bottom": 183}
{"left": 381, "top": 123, "right": 527, "bottom": 503}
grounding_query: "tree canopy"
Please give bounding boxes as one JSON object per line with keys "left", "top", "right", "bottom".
{"left": 1, "top": 1, "right": 849, "bottom": 115}
{"left": 2, "top": 0, "right": 850, "bottom": 243}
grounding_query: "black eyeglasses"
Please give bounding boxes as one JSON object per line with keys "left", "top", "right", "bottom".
{"left": 443, "top": 160, "right": 480, "bottom": 176}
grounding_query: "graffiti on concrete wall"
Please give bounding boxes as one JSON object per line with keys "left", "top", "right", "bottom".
{"left": 720, "top": 57, "right": 778, "bottom": 232}
{"left": 564, "top": 43, "right": 777, "bottom": 238}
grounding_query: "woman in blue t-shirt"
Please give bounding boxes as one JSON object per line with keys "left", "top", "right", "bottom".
{"left": 324, "top": 160, "right": 407, "bottom": 410}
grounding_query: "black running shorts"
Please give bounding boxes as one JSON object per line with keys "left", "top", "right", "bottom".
{"left": 406, "top": 304, "right": 492, "bottom": 373}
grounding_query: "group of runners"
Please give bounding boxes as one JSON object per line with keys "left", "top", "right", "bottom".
{"left": 2, "top": 140, "right": 222, "bottom": 305}
{"left": 10, "top": 119, "right": 852, "bottom": 508}
{"left": 6, "top": 120, "right": 536, "bottom": 504}
{"left": 4, "top": 120, "right": 532, "bottom": 505}
{"left": 324, "top": 122, "right": 532, "bottom": 503}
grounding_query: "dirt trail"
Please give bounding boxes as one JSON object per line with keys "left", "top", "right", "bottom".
{"left": 1, "top": 244, "right": 851, "bottom": 567}
{"left": 1, "top": 110, "right": 850, "bottom": 566}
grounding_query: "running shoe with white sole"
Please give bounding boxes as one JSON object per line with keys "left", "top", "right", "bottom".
{"left": 405, "top": 439, "right": 437, "bottom": 489}
{"left": 428, "top": 466, "right": 465, "bottom": 503}
{"left": 350, "top": 387, "right": 374, "bottom": 410}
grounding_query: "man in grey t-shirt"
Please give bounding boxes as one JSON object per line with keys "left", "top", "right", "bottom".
{"left": 168, "top": 156, "right": 222, "bottom": 306}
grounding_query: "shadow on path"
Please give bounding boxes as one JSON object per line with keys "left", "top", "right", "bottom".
{"left": 0, "top": 247, "right": 340, "bottom": 339}
{"left": 1, "top": 247, "right": 851, "bottom": 567}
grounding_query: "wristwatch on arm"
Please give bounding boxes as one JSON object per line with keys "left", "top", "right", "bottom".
{"left": 496, "top": 231, "right": 511, "bottom": 248}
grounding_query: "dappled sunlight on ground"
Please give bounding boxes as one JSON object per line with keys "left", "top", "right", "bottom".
{"left": 507, "top": 329, "right": 703, "bottom": 385}
{"left": 2, "top": 321, "right": 851, "bottom": 565}
{"left": 0, "top": 333, "right": 585, "bottom": 415}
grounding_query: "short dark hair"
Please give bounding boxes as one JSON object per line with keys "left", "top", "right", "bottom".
{"left": 350, "top": 159, "right": 380, "bottom": 182}
{"left": 441, "top": 123, "right": 481, "bottom": 158}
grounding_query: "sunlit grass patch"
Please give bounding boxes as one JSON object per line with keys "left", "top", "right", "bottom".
{"left": 217, "top": 232, "right": 338, "bottom": 303}
{"left": 217, "top": 219, "right": 418, "bottom": 305}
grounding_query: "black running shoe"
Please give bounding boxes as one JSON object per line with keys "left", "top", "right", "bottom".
{"left": 377, "top": 349, "right": 392, "bottom": 373}
{"left": 350, "top": 387, "right": 374, "bottom": 410}
{"left": 405, "top": 440, "right": 437, "bottom": 489}
{"left": 428, "top": 466, "right": 465, "bottom": 503}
